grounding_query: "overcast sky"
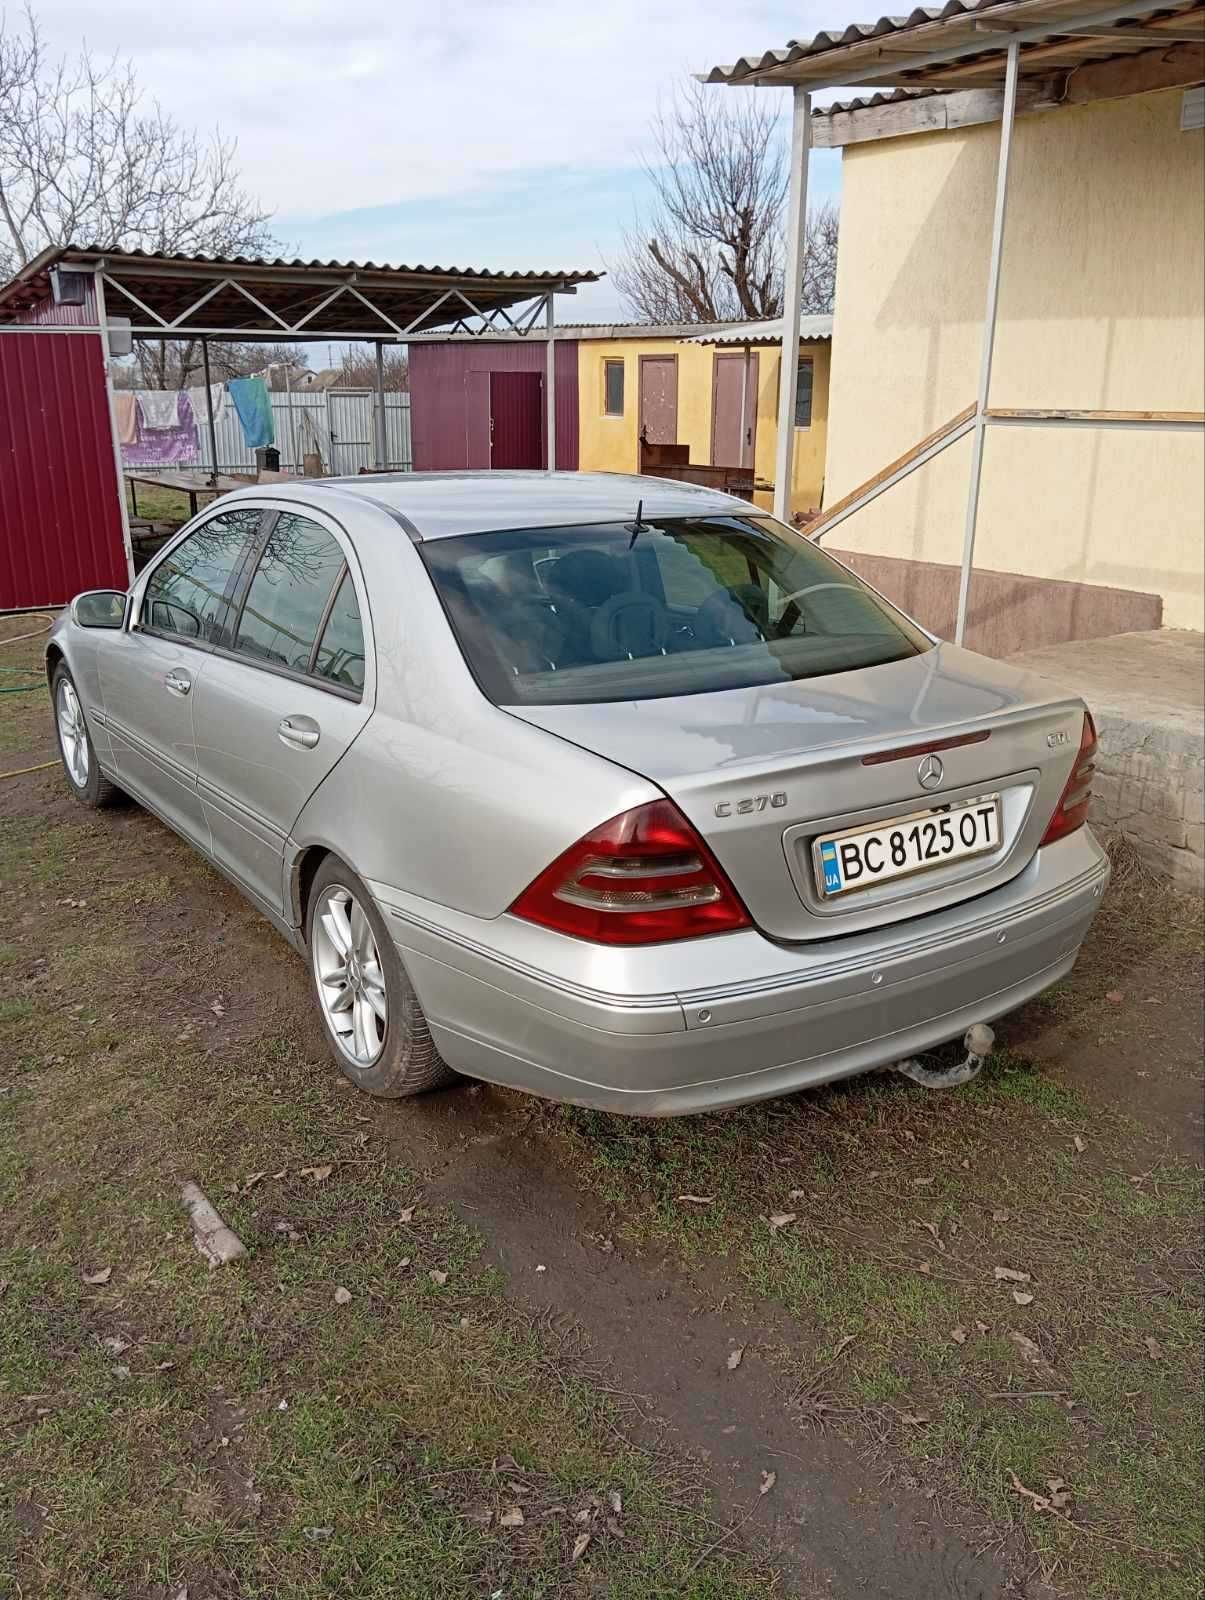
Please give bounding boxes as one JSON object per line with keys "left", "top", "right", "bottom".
{"left": 33, "top": 0, "right": 845, "bottom": 321}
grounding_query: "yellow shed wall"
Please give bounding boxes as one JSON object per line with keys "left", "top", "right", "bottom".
{"left": 577, "top": 336, "right": 831, "bottom": 515}
{"left": 824, "top": 88, "right": 1205, "bottom": 629}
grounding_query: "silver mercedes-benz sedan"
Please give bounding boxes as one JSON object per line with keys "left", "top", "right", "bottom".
{"left": 47, "top": 473, "right": 1108, "bottom": 1114}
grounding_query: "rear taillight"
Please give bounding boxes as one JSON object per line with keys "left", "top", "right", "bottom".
{"left": 1040, "top": 710, "right": 1098, "bottom": 847}
{"left": 510, "top": 799, "right": 752, "bottom": 945}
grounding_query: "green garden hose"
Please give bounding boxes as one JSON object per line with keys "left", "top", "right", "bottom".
{"left": 0, "top": 666, "right": 42, "bottom": 694}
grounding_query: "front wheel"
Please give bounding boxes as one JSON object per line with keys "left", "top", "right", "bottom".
{"left": 51, "top": 664, "right": 124, "bottom": 809}
{"left": 305, "top": 856, "right": 457, "bottom": 1099}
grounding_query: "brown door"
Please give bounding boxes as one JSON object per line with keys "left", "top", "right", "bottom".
{"left": 710, "top": 352, "right": 759, "bottom": 468}
{"left": 490, "top": 371, "right": 544, "bottom": 468}
{"left": 638, "top": 356, "right": 678, "bottom": 446}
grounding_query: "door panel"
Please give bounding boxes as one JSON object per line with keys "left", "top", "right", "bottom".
{"left": 192, "top": 658, "right": 370, "bottom": 912}
{"left": 489, "top": 371, "right": 544, "bottom": 468}
{"left": 711, "top": 352, "right": 758, "bottom": 468}
{"left": 99, "top": 629, "right": 209, "bottom": 844}
{"left": 327, "top": 391, "right": 373, "bottom": 473}
{"left": 639, "top": 356, "right": 678, "bottom": 445}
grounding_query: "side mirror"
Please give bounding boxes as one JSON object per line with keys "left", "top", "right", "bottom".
{"left": 71, "top": 590, "right": 127, "bottom": 629}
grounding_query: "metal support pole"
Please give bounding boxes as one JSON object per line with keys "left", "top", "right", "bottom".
{"left": 545, "top": 294, "right": 557, "bottom": 471}
{"left": 374, "top": 341, "right": 387, "bottom": 470}
{"left": 92, "top": 266, "right": 135, "bottom": 583}
{"left": 774, "top": 87, "right": 811, "bottom": 523}
{"left": 200, "top": 338, "right": 220, "bottom": 487}
{"left": 955, "top": 40, "right": 1020, "bottom": 645}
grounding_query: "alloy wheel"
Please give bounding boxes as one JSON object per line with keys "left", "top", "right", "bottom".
{"left": 312, "top": 884, "right": 388, "bottom": 1066}
{"left": 56, "top": 679, "right": 89, "bottom": 789}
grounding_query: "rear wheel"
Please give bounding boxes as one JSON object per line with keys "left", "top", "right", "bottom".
{"left": 305, "top": 855, "right": 457, "bottom": 1098}
{"left": 51, "top": 664, "right": 123, "bottom": 809}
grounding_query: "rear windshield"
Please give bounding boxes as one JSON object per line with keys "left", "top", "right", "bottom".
{"left": 420, "top": 515, "right": 931, "bottom": 707}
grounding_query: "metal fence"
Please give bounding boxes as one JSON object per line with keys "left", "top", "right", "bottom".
{"left": 130, "top": 389, "right": 412, "bottom": 475}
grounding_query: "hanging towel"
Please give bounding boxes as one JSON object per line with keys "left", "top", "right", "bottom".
{"left": 113, "top": 392, "right": 138, "bottom": 446}
{"left": 139, "top": 389, "right": 182, "bottom": 430}
{"left": 185, "top": 383, "right": 227, "bottom": 431}
{"left": 228, "top": 377, "right": 275, "bottom": 450}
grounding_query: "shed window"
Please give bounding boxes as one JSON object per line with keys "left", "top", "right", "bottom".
{"left": 794, "top": 358, "right": 814, "bottom": 429}
{"left": 603, "top": 359, "right": 625, "bottom": 417}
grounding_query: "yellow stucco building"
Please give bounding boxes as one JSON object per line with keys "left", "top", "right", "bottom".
{"left": 818, "top": 84, "right": 1204, "bottom": 638}
{"left": 571, "top": 320, "right": 832, "bottom": 519}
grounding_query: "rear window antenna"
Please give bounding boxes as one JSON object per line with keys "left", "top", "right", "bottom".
{"left": 626, "top": 498, "right": 649, "bottom": 549}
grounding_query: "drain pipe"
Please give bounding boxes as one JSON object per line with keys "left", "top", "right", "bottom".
{"left": 894, "top": 1024, "right": 996, "bottom": 1089}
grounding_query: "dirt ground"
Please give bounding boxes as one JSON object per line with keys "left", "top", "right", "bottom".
{"left": 2, "top": 616, "right": 1202, "bottom": 1600}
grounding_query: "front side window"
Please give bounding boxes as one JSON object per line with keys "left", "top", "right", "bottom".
{"left": 234, "top": 513, "right": 345, "bottom": 673}
{"left": 421, "top": 515, "right": 930, "bottom": 707}
{"left": 141, "top": 508, "right": 263, "bottom": 643}
{"left": 795, "top": 358, "right": 814, "bottom": 429}
{"left": 603, "top": 359, "right": 625, "bottom": 417}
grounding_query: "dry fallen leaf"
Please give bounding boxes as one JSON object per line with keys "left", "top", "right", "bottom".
{"left": 788, "top": 1188, "right": 807, "bottom": 1200}
{"left": 209, "top": 1000, "right": 226, "bottom": 1017}
{"left": 992, "top": 1208, "right": 1011, "bottom": 1222}
{"left": 399, "top": 1206, "right": 416, "bottom": 1223}
{"left": 911, "top": 1176, "right": 935, "bottom": 1187}
{"left": 609, "top": 1489, "right": 623, "bottom": 1515}
{"left": 975, "top": 1320, "right": 990, "bottom": 1334}
{"left": 429, "top": 1269, "right": 448, "bottom": 1286}
{"left": 499, "top": 1506, "right": 525, "bottom": 1528}
{"left": 571, "top": 1531, "right": 591, "bottom": 1562}
{"left": 1009, "top": 1330, "right": 1057, "bottom": 1381}
{"left": 767, "top": 1212, "right": 797, "bottom": 1231}
{"left": 101, "top": 1335, "right": 130, "bottom": 1355}
{"left": 759, "top": 1470, "right": 777, "bottom": 1496}
{"left": 726, "top": 1347, "right": 744, "bottom": 1370}
{"left": 833, "top": 1333, "right": 856, "bottom": 1358}
{"left": 1144, "top": 1335, "right": 1165, "bottom": 1360}
{"left": 299, "top": 1165, "right": 333, "bottom": 1182}
{"left": 333, "top": 1286, "right": 352, "bottom": 1306}
{"left": 1013, "top": 1290, "right": 1035, "bottom": 1306}
{"left": 1072, "top": 1135, "right": 1087, "bottom": 1154}
{"left": 242, "top": 1171, "right": 267, "bottom": 1193}
{"left": 900, "top": 1411, "right": 930, "bottom": 1426}
{"left": 82, "top": 1267, "right": 112, "bottom": 1285}
{"left": 994, "top": 1266, "right": 1031, "bottom": 1284}
{"left": 1105, "top": 990, "right": 1124, "bottom": 1004}
{"left": 1008, "top": 1468, "right": 1072, "bottom": 1517}
{"left": 1045, "top": 1477, "right": 1071, "bottom": 1511}
{"left": 950, "top": 1325, "right": 968, "bottom": 1345}
{"left": 677, "top": 1194, "right": 714, "bottom": 1206}
{"left": 917, "top": 1261, "right": 932, "bottom": 1275}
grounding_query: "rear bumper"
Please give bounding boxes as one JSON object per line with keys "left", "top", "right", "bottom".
{"left": 377, "top": 829, "right": 1109, "bottom": 1116}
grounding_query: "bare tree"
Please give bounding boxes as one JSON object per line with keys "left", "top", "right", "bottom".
{"left": 115, "top": 341, "right": 311, "bottom": 391}
{"left": 334, "top": 347, "right": 409, "bottom": 392}
{"left": 0, "top": 4, "right": 279, "bottom": 384}
{"left": 613, "top": 82, "right": 838, "bottom": 324}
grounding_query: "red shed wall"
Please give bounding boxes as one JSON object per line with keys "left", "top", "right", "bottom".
{"left": 410, "top": 340, "right": 579, "bottom": 472}
{"left": 0, "top": 329, "right": 129, "bottom": 610}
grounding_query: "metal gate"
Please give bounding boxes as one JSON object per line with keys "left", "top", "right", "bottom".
{"left": 326, "top": 391, "right": 374, "bottom": 474}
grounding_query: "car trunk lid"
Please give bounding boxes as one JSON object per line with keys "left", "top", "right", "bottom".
{"left": 506, "top": 642, "right": 1087, "bottom": 942}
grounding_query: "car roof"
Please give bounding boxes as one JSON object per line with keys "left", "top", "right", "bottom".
{"left": 244, "top": 471, "right": 754, "bottom": 541}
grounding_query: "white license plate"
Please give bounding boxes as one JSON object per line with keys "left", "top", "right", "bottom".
{"left": 814, "top": 795, "right": 1002, "bottom": 898}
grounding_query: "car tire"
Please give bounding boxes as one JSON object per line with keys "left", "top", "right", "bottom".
{"left": 51, "top": 663, "right": 124, "bottom": 810}
{"left": 305, "top": 854, "right": 458, "bottom": 1099}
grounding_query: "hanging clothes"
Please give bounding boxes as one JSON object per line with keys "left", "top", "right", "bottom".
{"left": 139, "top": 390, "right": 182, "bottom": 431}
{"left": 113, "top": 392, "right": 138, "bottom": 446}
{"left": 227, "top": 377, "right": 275, "bottom": 449}
{"left": 185, "top": 384, "right": 227, "bottom": 431}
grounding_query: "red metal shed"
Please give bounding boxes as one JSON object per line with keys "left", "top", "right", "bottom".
{"left": 409, "top": 339, "right": 580, "bottom": 472}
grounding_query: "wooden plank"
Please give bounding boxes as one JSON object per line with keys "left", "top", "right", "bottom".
{"left": 987, "top": 406, "right": 1205, "bottom": 422}
{"left": 817, "top": 38, "right": 1205, "bottom": 145}
{"left": 808, "top": 404, "right": 976, "bottom": 533}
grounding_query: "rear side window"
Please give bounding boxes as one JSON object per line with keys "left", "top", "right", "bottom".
{"left": 234, "top": 513, "right": 345, "bottom": 673}
{"left": 421, "top": 515, "right": 931, "bottom": 707}
{"left": 314, "top": 571, "right": 365, "bottom": 692}
{"left": 142, "top": 508, "right": 262, "bottom": 643}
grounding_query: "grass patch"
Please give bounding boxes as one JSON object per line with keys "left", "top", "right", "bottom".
{"left": 1, "top": 864, "right": 771, "bottom": 1598}
{"left": 544, "top": 885, "right": 1204, "bottom": 1599}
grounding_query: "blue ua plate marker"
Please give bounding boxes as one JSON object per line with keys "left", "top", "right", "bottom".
{"left": 820, "top": 840, "right": 842, "bottom": 894}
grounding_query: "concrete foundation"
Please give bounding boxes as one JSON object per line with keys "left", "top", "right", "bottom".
{"left": 1009, "top": 631, "right": 1205, "bottom": 893}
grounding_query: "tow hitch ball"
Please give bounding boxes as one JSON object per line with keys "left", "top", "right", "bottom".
{"left": 893, "top": 1023, "right": 996, "bottom": 1089}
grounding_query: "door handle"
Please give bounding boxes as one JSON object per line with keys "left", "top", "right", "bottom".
{"left": 278, "top": 716, "right": 320, "bottom": 750}
{"left": 164, "top": 669, "right": 192, "bottom": 696}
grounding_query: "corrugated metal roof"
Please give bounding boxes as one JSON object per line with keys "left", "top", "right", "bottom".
{"left": 705, "top": 0, "right": 1205, "bottom": 91}
{"left": 0, "top": 245, "right": 601, "bottom": 335}
{"left": 682, "top": 314, "right": 834, "bottom": 345}
{"left": 813, "top": 88, "right": 946, "bottom": 118}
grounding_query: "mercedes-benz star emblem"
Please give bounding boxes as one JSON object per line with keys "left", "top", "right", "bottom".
{"left": 917, "top": 753, "right": 944, "bottom": 790}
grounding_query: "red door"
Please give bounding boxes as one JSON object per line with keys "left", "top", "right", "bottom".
{"left": 490, "top": 371, "right": 544, "bottom": 468}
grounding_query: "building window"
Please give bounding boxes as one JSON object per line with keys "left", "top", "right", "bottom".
{"left": 794, "top": 358, "right": 814, "bottom": 429}
{"left": 604, "top": 359, "right": 625, "bottom": 417}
